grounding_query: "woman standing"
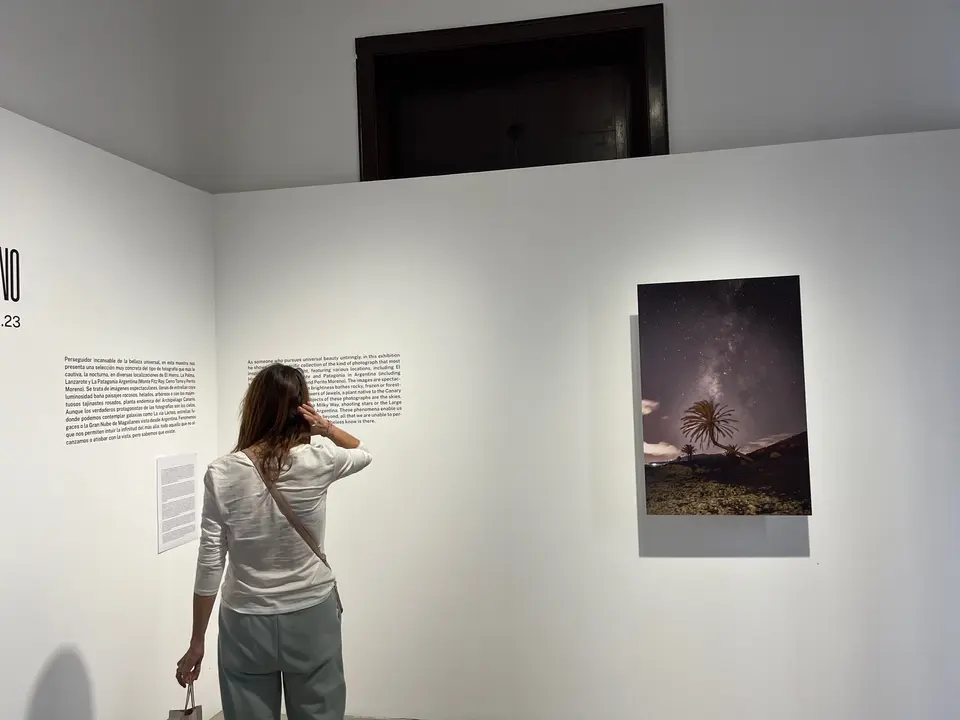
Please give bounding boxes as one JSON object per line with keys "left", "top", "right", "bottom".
{"left": 176, "top": 363, "right": 372, "bottom": 720}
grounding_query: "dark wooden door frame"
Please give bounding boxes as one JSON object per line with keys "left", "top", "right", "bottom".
{"left": 355, "top": 4, "right": 668, "bottom": 182}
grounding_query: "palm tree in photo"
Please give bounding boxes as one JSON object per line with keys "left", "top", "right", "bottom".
{"left": 723, "top": 443, "right": 744, "bottom": 458}
{"left": 680, "top": 399, "right": 753, "bottom": 462}
{"left": 681, "top": 443, "right": 695, "bottom": 462}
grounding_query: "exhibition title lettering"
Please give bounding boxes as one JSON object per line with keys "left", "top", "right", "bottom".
{"left": 1, "top": 246, "right": 20, "bottom": 302}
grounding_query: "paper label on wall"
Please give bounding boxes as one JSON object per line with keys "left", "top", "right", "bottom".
{"left": 64, "top": 356, "right": 197, "bottom": 445}
{"left": 247, "top": 354, "right": 403, "bottom": 425}
{"left": 157, "top": 453, "right": 199, "bottom": 554}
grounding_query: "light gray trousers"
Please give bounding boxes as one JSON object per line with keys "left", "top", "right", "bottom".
{"left": 218, "top": 592, "right": 345, "bottom": 720}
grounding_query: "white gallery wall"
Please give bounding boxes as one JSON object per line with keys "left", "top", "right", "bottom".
{"left": 3, "top": 95, "right": 959, "bottom": 719}
{"left": 0, "top": 108, "right": 219, "bottom": 719}
{"left": 214, "top": 129, "right": 960, "bottom": 719}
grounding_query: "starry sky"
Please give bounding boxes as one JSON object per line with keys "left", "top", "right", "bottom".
{"left": 638, "top": 275, "right": 809, "bottom": 463}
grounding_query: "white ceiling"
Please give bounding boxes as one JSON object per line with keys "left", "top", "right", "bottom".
{"left": 2, "top": 0, "right": 958, "bottom": 194}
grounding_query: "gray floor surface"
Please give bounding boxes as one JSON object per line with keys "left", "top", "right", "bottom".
{"left": 209, "top": 715, "right": 396, "bottom": 719}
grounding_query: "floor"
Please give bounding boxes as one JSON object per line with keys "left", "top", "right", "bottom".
{"left": 209, "top": 715, "right": 393, "bottom": 719}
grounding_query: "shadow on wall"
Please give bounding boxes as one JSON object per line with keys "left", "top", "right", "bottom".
{"left": 629, "top": 315, "right": 810, "bottom": 558}
{"left": 25, "top": 645, "right": 94, "bottom": 720}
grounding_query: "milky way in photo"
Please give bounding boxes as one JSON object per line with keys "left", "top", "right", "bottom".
{"left": 637, "top": 275, "right": 808, "bottom": 461}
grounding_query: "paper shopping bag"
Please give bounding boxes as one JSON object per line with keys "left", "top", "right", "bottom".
{"left": 168, "top": 684, "right": 203, "bottom": 719}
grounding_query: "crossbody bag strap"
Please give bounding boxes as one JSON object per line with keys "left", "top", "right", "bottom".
{"left": 244, "top": 450, "right": 343, "bottom": 616}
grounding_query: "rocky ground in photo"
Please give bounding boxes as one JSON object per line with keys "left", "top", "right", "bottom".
{"left": 644, "top": 432, "right": 812, "bottom": 515}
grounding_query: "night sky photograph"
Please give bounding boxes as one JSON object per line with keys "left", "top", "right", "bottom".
{"left": 637, "top": 275, "right": 812, "bottom": 515}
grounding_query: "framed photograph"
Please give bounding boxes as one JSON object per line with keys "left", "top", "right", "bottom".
{"left": 637, "top": 275, "right": 812, "bottom": 515}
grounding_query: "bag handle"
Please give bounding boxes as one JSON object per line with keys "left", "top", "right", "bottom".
{"left": 183, "top": 683, "right": 196, "bottom": 716}
{"left": 243, "top": 450, "right": 343, "bottom": 616}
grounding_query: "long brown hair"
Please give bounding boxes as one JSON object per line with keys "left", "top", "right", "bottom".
{"left": 234, "top": 363, "right": 311, "bottom": 481}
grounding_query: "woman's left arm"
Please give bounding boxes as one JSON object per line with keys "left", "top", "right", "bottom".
{"left": 177, "top": 593, "right": 217, "bottom": 686}
{"left": 177, "top": 467, "right": 226, "bottom": 687}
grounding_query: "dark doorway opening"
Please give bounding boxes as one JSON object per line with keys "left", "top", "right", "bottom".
{"left": 356, "top": 4, "right": 668, "bottom": 182}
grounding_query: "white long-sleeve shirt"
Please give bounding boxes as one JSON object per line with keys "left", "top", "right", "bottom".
{"left": 194, "top": 436, "right": 372, "bottom": 614}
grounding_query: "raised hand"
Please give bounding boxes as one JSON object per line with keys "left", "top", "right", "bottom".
{"left": 298, "top": 403, "right": 331, "bottom": 436}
